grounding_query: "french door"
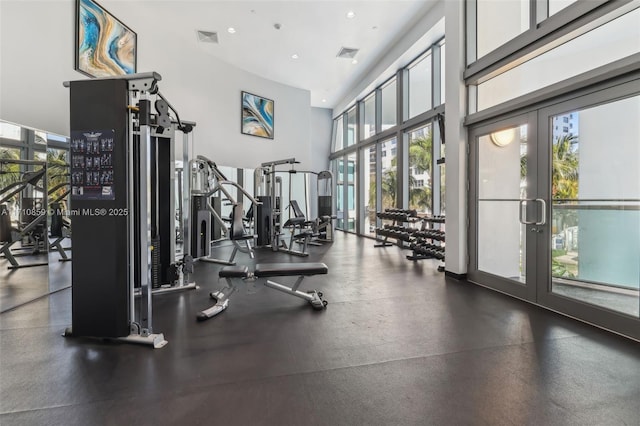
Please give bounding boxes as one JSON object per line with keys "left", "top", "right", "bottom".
{"left": 469, "top": 79, "right": 640, "bottom": 340}
{"left": 469, "top": 112, "right": 540, "bottom": 301}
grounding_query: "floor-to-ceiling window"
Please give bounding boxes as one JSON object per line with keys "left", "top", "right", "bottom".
{"left": 380, "top": 79, "right": 397, "bottom": 131}
{"left": 407, "top": 52, "right": 432, "bottom": 119}
{"left": 330, "top": 37, "right": 445, "bottom": 236}
{"left": 346, "top": 152, "right": 357, "bottom": 232}
{"left": 363, "top": 94, "right": 376, "bottom": 140}
{"left": 363, "top": 144, "right": 377, "bottom": 237}
{"left": 332, "top": 158, "right": 344, "bottom": 229}
{"left": 346, "top": 107, "right": 357, "bottom": 147}
{"left": 407, "top": 124, "right": 433, "bottom": 215}
{"left": 380, "top": 138, "right": 397, "bottom": 212}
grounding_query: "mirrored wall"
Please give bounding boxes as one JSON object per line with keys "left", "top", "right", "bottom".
{"left": 0, "top": 120, "right": 71, "bottom": 313}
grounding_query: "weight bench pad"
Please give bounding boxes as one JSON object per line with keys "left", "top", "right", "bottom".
{"left": 219, "top": 265, "right": 249, "bottom": 278}
{"left": 255, "top": 262, "right": 328, "bottom": 278}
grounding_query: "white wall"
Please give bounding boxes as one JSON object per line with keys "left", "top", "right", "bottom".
{"left": 0, "top": 1, "right": 78, "bottom": 135}
{"left": 0, "top": 0, "right": 323, "bottom": 172}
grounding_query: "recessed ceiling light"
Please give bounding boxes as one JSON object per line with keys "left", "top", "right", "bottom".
{"left": 227, "top": 27, "right": 236, "bottom": 34}
{"left": 372, "top": 26, "right": 378, "bottom": 30}
{"left": 346, "top": 11, "right": 355, "bottom": 19}
{"left": 291, "top": 54, "right": 299, "bottom": 59}
{"left": 322, "top": 99, "right": 327, "bottom": 103}
{"left": 352, "top": 59, "right": 358, "bottom": 64}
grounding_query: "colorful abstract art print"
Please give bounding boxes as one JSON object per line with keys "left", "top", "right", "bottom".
{"left": 241, "top": 92, "right": 274, "bottom": 139}
{"left": 76, "top": 0, "right": 137, "bottom": 78}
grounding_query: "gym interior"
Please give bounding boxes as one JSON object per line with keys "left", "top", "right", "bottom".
{"left": 1, "top": 1, "right": 639, "bottom": 424}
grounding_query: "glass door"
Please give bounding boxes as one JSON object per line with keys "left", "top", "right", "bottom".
{"left": 537, "top": 88, "right": 640, "bottom": 339}
{"left": 470, "top": 80, "right": 640, "bottom": 341}
{"left": 469, "top": 113, "right": 539, "bottom": 301}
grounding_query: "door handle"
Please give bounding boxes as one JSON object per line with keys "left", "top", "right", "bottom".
{"left": 519, "top": 200, "right": 537, "bottom": 225}
{"left": 520, "top": 199, "right": 547, "bottom": 226}
{"left": 534, "top": 198, "right": 546, "bottom": 225}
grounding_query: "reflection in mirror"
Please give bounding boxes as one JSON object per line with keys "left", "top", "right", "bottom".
{"left": 0, "top": 120, "right": 71, "bottom": 313}
{"left": 47, "top": 132, "right": 72, "bottom": 293}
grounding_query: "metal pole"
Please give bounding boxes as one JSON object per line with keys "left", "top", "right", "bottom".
{"left": 138, "top": 91, "right": 153, "bottom": 334}
{"left": 182, "top": 131, "right": 191, "bottom": 259}
{"left": 127, "top": 92, "right": 136, "bottom": 326}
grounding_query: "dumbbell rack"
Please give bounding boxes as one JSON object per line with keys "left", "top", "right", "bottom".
{"left": 374, "top": 209, "right": 419, "bottom": 248}
{"left": 407, "top": 216, "right": 445, "bottom": 271}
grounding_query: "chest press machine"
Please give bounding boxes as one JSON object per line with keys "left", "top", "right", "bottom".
{"left": 191, "top": 155, "right": 259, "bottom": 265}
{"left": 197, "top": 262, "right": 329, "bottom": 321}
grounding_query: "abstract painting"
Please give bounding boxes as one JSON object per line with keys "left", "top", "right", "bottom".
{"left": 76, "top": 0, "right": 136, "bottom": 78}
{"left": 242, "top": 92, "right": 274, "bottom": 139}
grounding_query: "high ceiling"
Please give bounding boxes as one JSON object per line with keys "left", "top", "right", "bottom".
{"left": 110, "top": 1, "right": 439, "bottom": 109}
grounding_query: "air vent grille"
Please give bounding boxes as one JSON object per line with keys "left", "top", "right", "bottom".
{"left": 336, "top": 47, "right": 359, "bottom": 59}
{"left": 197, "top": 30, "right": 219, "bottom": 43}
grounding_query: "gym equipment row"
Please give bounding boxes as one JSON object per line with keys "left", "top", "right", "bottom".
{"left": 374, "top": 209, "right": 446, "bottom": 269}
{"left": 413, "top": 229, "right": 445, "bottom": 241}
{"left": 408, "top": 243, "right": 445, "bottom": 260}
{"left": 406, "top": 216, "right": 445, "bottom": 269}
{"left": 375, "top": 225, "right": 417, "bottom": 242}
{"left": 374, "top": 208, "right": 420, "bottom": 248}
{"left": 197, "top": 262, "right": 329, "bottom": 321}
{"left": 63, "top": 72, "right": 196, "bottom": 348}
{"left": 376, "top": 208, "right": 418, "bottom": 222}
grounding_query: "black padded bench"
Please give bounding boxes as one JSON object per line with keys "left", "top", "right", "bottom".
{"left": 198, "top": 262, "right": 329, "bottom": 321}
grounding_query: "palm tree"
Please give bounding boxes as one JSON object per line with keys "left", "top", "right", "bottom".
{"left": 47, "top": 149, "right": 70, "bottom": 207}
{"left": 381, "top": 167, "right": 397, "bottom": 210}
{"left": 408, "top": 132, "right": 433, "bottom": 213}
{"left": 552, "top": 134, "right": 579, "bottom": 200}
{"left": 409, "top": 135, "right": 432, "bottom": 175}
{"left": 0, "top": 148, "right": 22, "bottom": 204}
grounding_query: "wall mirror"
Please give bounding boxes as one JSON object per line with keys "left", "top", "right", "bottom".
{"left": 0, "top": 120, "right": 71, "bottom": 313}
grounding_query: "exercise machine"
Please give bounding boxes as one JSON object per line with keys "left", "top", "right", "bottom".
{"left": 253, "top": 158, "right": 312, "bottom": 256}
{"left": 254, "top": 159, "right": 336, "bottom": 256}
{"left": 197, "top": 262, "right": 329, "bottom": 320}
{"left": 62, "top": 72, "right": 195, "bottom": 348}
{"left": 191, "top": 155, "right": 259, "bottom": 265}
{"left": 48, "top": 165, "right": 72, "bottom": 262}
{"left": 315, "top": 170, "right": 336, "bottom": 242}
{"left": 0, "top": 160, "right": 48, "bottom": 269}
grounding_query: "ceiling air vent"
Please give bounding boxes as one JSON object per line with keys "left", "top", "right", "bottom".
{"left": 197, "top": 30, "right": 219, "bottom": 43}
{"left": 336, "top": 47, "right": 359, "bottom": 59}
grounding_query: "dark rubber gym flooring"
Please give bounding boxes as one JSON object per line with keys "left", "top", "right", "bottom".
{"left": 1, "top": 232, "right": 639, "bottom": 425}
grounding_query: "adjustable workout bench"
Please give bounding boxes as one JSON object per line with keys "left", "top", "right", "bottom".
{"left": 197, "top": 262, "right": 328, "bottom": 321}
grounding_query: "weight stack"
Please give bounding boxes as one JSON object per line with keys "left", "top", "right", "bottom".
{"left": 191, "top": 195, "right": 211, "bottom": 258}
{"left": 255, "top": 195, "right": 272, "bottom": 247}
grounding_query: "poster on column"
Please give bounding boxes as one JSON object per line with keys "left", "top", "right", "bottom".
{"left": 70, "top": 129, "right": 115, "bottom": 200}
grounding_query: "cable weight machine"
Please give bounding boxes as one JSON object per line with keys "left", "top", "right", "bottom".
{"left": 63, "top": 72, "right": 194, "bottom": 348}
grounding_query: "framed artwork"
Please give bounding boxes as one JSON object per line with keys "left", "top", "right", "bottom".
{"left": 241, "top": 91, "right": 274, "bottom": 139}
{"left": 75, "top": 0, "right": 137, "bottom": 78}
